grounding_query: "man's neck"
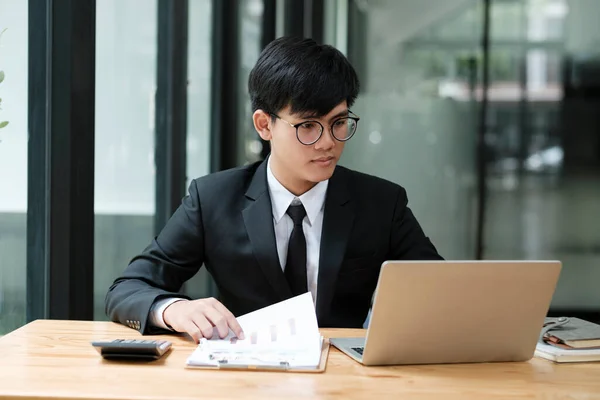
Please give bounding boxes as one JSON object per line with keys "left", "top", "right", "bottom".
{"left": 269, "top": 158, "right": 316, "bottom": 196}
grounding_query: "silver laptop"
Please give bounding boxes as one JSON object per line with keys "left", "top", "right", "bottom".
{"left": 330, "top": 260, "right": 561, "bottom": 365}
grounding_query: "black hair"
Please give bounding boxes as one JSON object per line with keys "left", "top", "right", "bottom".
{"left": 248, "top": 36, "right": 360, "bottom": 117}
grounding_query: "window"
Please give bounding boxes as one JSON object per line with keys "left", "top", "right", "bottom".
{"left": 0, "top": 0, "right": 28, "bottom": 334}
{"left": 182, "top": 0, "right": 215, "bottom": 299}
{"left": 238, "top": 0, "right": 264, "bottom": 165}
{"left": 187, "top": 0, "right": 212, "bottom": 185}
{"left": 94, "top": 0, "right": 158, "bottom": 319}
{"left": 342, "top": 0, "right": 483, "bottom": 259}
{"left": 485, "top": 0, "right": 600, "bottom": 311}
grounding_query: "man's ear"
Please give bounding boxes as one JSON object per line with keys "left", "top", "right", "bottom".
{"left": 253, "top": 110, "right": 272, "bottom": 141}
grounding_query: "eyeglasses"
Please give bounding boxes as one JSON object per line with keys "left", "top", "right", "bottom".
{"left": 270, "top": 110, "right": 360, "bottom": 145}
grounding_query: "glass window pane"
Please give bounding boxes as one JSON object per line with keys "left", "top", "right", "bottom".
{"left": 94, "top": 0, "right": 158, "bottom": 319}
{"left": 183, "top": 0, "right": 214, "bottom": 299}
{"left": 343, "top": 0, "right": 482, "bottom": 259}
{"left": 485, "top": 0, "right": 600, "bottom": 311}
{"left": 0, "top": 0, "right": 28, "bottom": 334}
{"left": 422, "top": 1, "right": 482, "bottom": 41}
{"left": 238, "top": 0, "right": 264, "bottom": 165}
{"left": 187, "top": 0, "right": 212, "bottom": 185}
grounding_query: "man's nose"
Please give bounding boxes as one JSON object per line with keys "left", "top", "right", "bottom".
{"left": 315, "top": 127, "right": 335, "bottom": 150}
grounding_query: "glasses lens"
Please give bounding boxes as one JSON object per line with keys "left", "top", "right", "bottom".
{"left": 297, "top": 121, "right": 323, "bottom": 144}
{"left": 332, "top": 118, "right": 357, "bottom": 141}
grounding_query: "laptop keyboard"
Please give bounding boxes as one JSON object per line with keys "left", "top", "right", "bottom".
{"left": 351, "top": 347, "right": 364, "bottom": 355}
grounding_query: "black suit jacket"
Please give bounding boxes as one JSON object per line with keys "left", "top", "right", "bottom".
{"left": 105, "top": 159, "right": 443, "bottom": 333}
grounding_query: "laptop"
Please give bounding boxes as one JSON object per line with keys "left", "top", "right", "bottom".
{"left": 330, "top": 260, "right": 562, "bottom": 365}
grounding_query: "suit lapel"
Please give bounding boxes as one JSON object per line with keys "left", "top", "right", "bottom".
{"left": 242, "top": 160, "right": 293, "bottom": 301}
{"left": 316, "top": 167, "right": 354, "bottom": 324}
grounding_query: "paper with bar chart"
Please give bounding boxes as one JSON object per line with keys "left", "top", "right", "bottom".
{"left": 186, "top": 292, "right": 324, "bottom": 369}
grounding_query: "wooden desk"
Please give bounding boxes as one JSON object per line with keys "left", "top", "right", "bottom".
{"left": 0, "top": 320, "right": 599, "bottom": 400}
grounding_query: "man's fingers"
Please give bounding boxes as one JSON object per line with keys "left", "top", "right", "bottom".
{"left": 211, "top": 301, "right": 244, "bottom": 339}
{"left": 190, "top": 314, "right": 214, "bottom": 340}
{"left": 182, "top": 320, "right": 203, "bottom": 343}
{"left": 169, "top": 298, "right": 244, "bottom": 342}
{"left": 202, "top": 306, "right": 230, "bottom": 339}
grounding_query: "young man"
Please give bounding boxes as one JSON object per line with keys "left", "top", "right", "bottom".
{"left": 105, "top": 37, "right": 443, "bottom": 342}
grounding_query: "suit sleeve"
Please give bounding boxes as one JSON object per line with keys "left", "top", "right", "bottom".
{"left": 105, "top": 179, "right": 205, "bottom": 334}
{"left": 388, "top": 187, "right": 444, "bottom": 260}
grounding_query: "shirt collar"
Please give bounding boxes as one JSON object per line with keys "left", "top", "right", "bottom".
{"left": 266, "top": 157, "right": 328, "bottom": 226}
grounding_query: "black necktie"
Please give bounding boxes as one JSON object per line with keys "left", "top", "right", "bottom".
{"left": 285, "top": 203, "right": 308, "bottom": 296}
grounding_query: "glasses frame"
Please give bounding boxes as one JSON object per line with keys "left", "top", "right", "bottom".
{"left": 270, "top": 110, "right": 360, "bottom": 146}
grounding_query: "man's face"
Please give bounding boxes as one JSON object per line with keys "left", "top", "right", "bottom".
{"left": 269, "top": 102, "right": 349, "bottom": 191}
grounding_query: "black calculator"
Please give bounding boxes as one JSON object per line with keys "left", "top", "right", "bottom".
{"left": 91, "top": 339, "right": 172, "bottom": 361}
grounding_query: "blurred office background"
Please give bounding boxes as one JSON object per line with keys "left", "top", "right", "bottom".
{"left": 0, "top": 0, "right": 598, "bottom": 334}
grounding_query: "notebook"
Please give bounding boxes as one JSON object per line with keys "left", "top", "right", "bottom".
{"left": 185, "top": 292, "right": 329, "bottom": 372}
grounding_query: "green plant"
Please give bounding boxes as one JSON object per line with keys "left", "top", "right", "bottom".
{"left": 0, "top": 28, "right": 8, "bottom": 130}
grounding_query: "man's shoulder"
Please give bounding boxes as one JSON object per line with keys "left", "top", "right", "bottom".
{"left": 336, "top": 165, "right": 405, "bottom": 194}
{"left": 191, "top": 161, "right": 262, "bottom": 190}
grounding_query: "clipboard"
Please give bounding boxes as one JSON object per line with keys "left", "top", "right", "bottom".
{"left": 185, "top": 338, "right": 330, "bottom": 373}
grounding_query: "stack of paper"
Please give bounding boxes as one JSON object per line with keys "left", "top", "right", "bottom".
{"left": 186, "top": 292, "right": 324, "bottom": 370}
{"left": 535, "top": 342, "right": 600, "bottom": 363}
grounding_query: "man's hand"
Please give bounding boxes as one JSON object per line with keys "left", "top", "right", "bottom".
{"left": 163, "top": 297, "right": 245, "bottom": 343}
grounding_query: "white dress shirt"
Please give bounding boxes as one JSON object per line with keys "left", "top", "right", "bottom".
{"left": 149, "top": 157, "right": 328, "bottom": 330}
{"left": 267, "top": 156, "right": 328, "bottom": 304}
